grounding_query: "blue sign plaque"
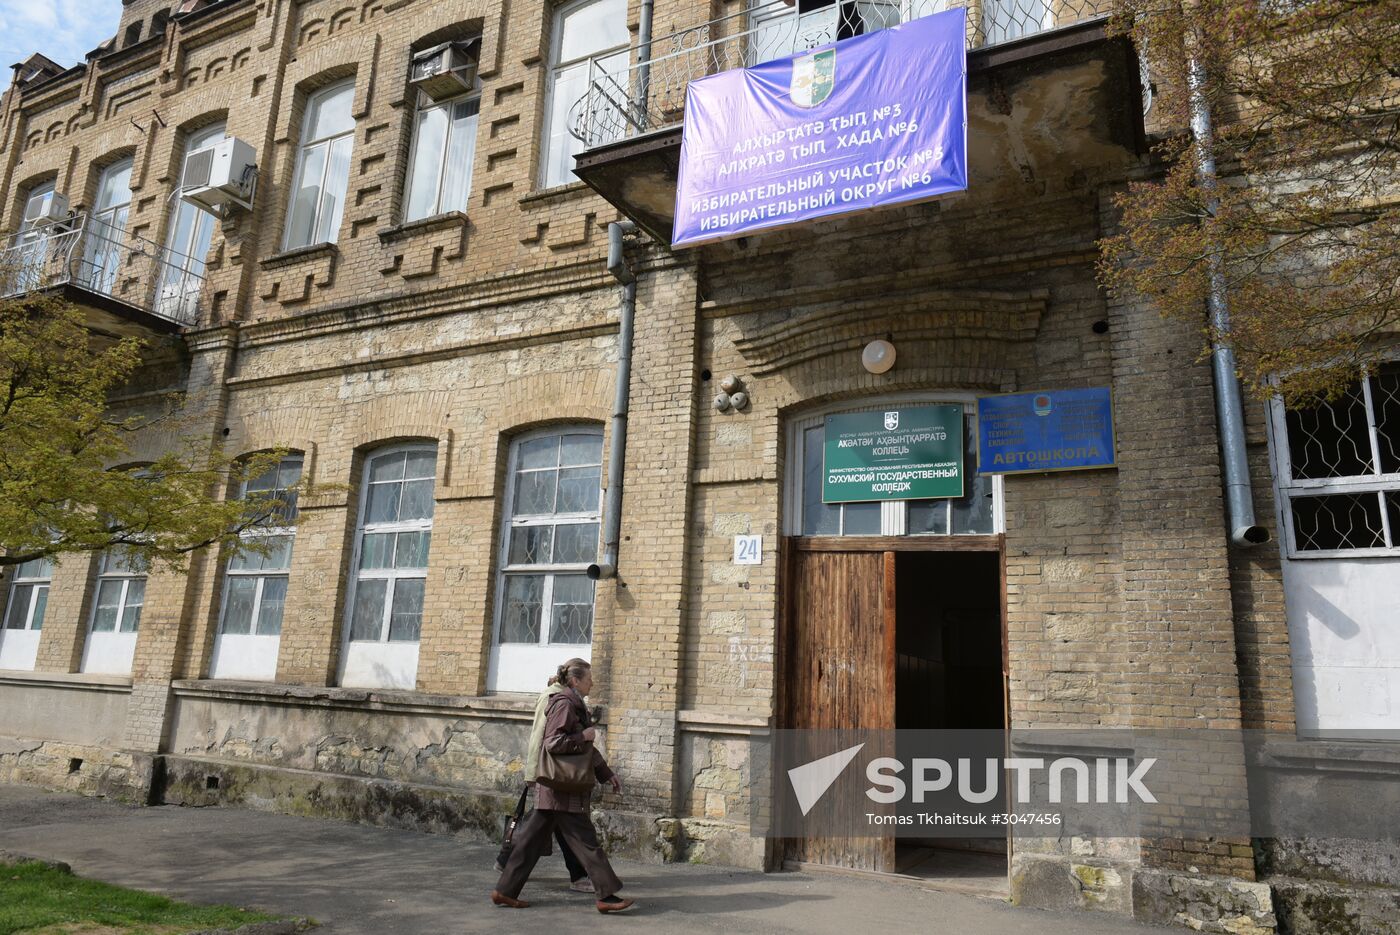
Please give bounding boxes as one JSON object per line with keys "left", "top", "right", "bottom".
{"left": 977, "top": 388, "right": 1116, "bottom": 474}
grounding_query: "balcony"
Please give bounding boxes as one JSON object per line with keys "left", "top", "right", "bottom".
{"left": 0, "top": 214, "right": 206, "bottom": 335}
{"left": 566, "top": 0, "right": 1142, "bottom": 245}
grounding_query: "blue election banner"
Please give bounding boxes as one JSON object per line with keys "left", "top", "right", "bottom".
{"left": 977, "top": 388, "right": 1117, "bottom": 475}
{"left": 672, "top": 8, "right": 968, "bottom": 248}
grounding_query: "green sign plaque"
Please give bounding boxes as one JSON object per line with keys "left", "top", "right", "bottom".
{"left": 822, "top": 405, "right": 964, "bottom": 503}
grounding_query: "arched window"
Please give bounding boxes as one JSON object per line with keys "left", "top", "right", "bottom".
{"left": 10, "top": 180, "right": 58, "bottom": 293}
{"left": 82, "top": 546, "right": 146, "bottom": 675}
{"left": 82, "top": 158, "right": 133, "bottom": 295}
{"left": 0, "top": 556, "right": 52, "bottom": 670}
{"left": 284, "top": 81, "right": 355, "bottom": 249}
{"left": 158, "top": 122, "right": 226, "bottom": 321}
{"left": 341, "top": 444, "right": 437, "bottom": 689}
{"left": 490, "top": 427, "right": 603, "bottom": 692}
{"left": 210, "top": 455, "right": 302, "bottom": 681}
{"left": 541, "top": 0, "right": 629, "bottom": 188}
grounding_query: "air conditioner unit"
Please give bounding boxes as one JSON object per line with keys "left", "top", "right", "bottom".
{"left": 23, "top": 191, "right": 68, "bottom": 227}
{"left": 181, "top": 137, "right": 257, "bottom": 212}
{"left": 409, "top": 41, "right": 479, "bottom": 101}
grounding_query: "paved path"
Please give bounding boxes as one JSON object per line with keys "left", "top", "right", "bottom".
{"left": 0, "top": 784, "right": 1171, "bottom": 934}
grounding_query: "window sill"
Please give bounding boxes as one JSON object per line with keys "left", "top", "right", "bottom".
{"left": 171, "top": 677, "right": 606, "bottom": 722}
{"left": 518, "top": 180, "right": 593, "bottom": 206}
{"left": 259, "top": 241, "right": 339, "bottom": 270}
{"left": 0, "top": 669, "right": 132, "bottom": 692}
{"left": 1254, "top": 738, "right": 1400, "bottom": 777}
{"left": 377, "top": 211, "right": 470, "bottom": 244}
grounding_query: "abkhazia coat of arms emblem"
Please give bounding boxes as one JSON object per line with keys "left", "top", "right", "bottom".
{"left": 790, "top": 48, "right": 836, "bottom": 108}
{"left": 884, "top": 411, "right": 900, "bottom": 431}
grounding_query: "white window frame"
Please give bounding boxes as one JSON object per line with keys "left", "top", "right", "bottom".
{"left": 218, "top": 456, "right": 302, "bottom": 638}
{"left": 489, "top": 426, "right": 604, "bottom": 692}
{"left": 283, "top": 80, "right": 356, "bottom": 250}
{"left": 344, "top": 444, "right": 436, "bottom": 645}
{"left": 158, "top": 122, "right": 226, "bottom": 317}
{"left": 541, "top": 0, "right": 630, "bottom": 189}
{"left": 783, "top": 392, "right": 1004, "bottom": 537}
{"left": 81, "top": 545, "right": 146, "bottom": 674}
{"left": 1268, "top": 365, "right": 1400, "bottom": 560}
{"left": 4, "top": 556, "right": 52, "bottom": 632}
{"left": 83, "top": 157, "right": 134, "bottom": 295}
{"left": 403, "top": 91, "right": 481, "bottom": 222}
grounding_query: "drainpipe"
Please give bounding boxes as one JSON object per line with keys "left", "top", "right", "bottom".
{"left": 1186, "top": 55, "right": 1269, "bottom": 546}
{"left": 635, "top": 0, "right": 654, "bottom": 132}
{"left": 588, "top": 220, "right": 638, "bottom": 580}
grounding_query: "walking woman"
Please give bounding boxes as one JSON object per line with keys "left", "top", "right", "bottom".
{"left": 494, "top": 674, "right": 592, "bottom": 892}
{"left": 491, "top": 658, "right": 635, "bottom": 913}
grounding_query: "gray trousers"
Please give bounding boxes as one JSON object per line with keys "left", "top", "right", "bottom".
{"left": 495, "top": 808, "right": 624, "bottom": 899}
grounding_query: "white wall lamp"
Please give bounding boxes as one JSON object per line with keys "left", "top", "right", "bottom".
{"left": 714, "top": 375, "right": 750, "bottom": 413}
{"left": 862, "top": 339, "right": 897, "bottom": 374}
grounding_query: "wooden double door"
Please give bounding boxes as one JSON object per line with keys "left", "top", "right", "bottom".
{"left": 778, "top": 536, "right": 1005, "bottom": 873}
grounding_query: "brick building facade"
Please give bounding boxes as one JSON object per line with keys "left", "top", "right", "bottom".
{"left": 0, "top": 1, "right": 1396, "bottom": 932}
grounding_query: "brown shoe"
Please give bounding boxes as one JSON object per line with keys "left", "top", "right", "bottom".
{"left": 491, "top": 890, "right": 530, "bottom": 908}
{"left": 596, "top": 895, "right": 635, "bottom": 913}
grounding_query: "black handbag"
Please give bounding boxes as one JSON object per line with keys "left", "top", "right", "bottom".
{"left": 495, "top": 786, "right": 530, "bottom": 868}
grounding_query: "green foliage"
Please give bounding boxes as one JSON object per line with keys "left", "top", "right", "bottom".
{"left": 0, "top": 295, "right": 295, "bottom": 569}
{"left": 0, "top": 860, "right": 279, "bottom": 934}
{"left": 1101, "top": 0, "right": 1400, "bottom": 405}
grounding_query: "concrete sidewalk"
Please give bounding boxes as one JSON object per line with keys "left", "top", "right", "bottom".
{"left": 0, "top": 784, "right": 1171, "bottom": 934}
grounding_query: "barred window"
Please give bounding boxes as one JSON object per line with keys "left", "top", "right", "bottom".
{"left": 1275, "top": 364, "right": 1400, "bottom": 555}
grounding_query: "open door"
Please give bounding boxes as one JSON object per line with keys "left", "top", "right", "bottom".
{"left": 782, "top": 545, "right": 896, "bottom": 872}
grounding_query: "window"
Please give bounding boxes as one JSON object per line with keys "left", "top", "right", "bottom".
{"left": 284, "top": 82, "right": 355, "bottom": 249}
{"left": 91, "top": 547, "right": 146, "bottom": 634}
{"left": 405, "top": 93, "right": 480, "bottom": 222}
{"left": 982, "top": 0, "right": 1053, "bottom": 45}
{"left": 1274, "top": 364, "right": 1400, "bottom": 556}
{"left": 542, "top": 0, "right": 630, "bottom": 189}
{"left": 83, "top": 158, "right": 133, "bottom": 295}
{"left": 158, "top": 123, "right": 225, "bottom": 320}
{"left": 347, "top": 447, "right": 436, "bottom": 644}
{"left": 786, "top": 399, "right": 1001, "bottom": 536}
{"left": 748, "top": 0, "right": 902, "bottom": 66}
{"left": 495, "top": 430, "right": 603, "bottom": 660}
{"left": 220, "top": 457, "right": 301, "bottom": 638}
{"left": 4, "top": 556, "right": 52, "bottom": 632}
{"left": 10, "top": 182, "right": 58, "bottom": 293}
{"left": 1270, "top": 364, "right": 1400, "bottom": 736}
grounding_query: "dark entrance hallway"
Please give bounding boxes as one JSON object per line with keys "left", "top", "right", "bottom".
{"left": 781, "top": 540, "right": 1008, "bottom": 893}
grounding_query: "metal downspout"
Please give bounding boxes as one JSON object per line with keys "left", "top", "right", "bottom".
{"left": 636, "top": 0, "right": 654, "bottom": 132}
{"left": 588, "top": 220, "right": 638, "bottom": 580}
{"left": 1187, "top": 56, "right": 1270, "bottom": 546}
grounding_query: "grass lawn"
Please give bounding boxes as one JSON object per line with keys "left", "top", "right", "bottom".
{"left": 0, "top": 860, "right": 284, "bottom": 935}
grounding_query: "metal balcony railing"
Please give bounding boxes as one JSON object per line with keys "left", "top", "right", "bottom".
{"left": 0, "top": 214, "right": 207, "bottom": 326}
{"left": 568, "top": 0, "right": 1109, "bottom": 150}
